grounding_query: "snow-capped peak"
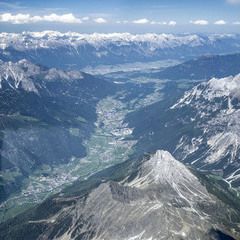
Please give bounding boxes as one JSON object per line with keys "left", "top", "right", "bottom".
{"left": 172, "top": 74, "right": 240, "bottom": 109}
{"left": 146, "top": 150, "right": 197, "bottom": 185}
{"left": 0, "top": 31, "right": 238, "bottom": 51}
{"left": 0, "top": 59, "right": 84, "bottom": 92}
{"left": 129, "top": 150, "right": 197, "bottom": 189}
{"left": 127, "top": 150, "right": 212, "bottom": 208}
{"left": 208, "top": 74, "right": 240, "bottom": 99}
{"left": 0, "top": 59, "right": 40, "bottom": 93}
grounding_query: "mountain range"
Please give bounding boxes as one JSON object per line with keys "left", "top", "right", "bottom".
{"left": 153, "top": 53, "right": 240, "bottom": 80}
{"left": 0, "top": 32, "right": 240, "bottom": 240}
{"left": 127, "top": 73, "right": 240, "bottom": 190}
{"left": 1, "top": 32, "right": 240, "bottom": 69}
{"left": 0, "top": 59, "right": 116, "bottom": 203}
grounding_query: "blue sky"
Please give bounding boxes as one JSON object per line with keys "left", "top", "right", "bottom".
{"left": 0, "top": 0, "right": 240, "bottom": 33}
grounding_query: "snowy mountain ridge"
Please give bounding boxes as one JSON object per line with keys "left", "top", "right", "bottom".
{"left": 1, "top": 32, "right": 240, "bottom": 69}
{"left": 208, "top": 74, "right": 240, "bottom": 100}
{"left": 0, "top": 59, "right": 83, "bottom": 92}
{"left": 130, "top": 150, "right": 198, "bottom": 188}
{"left": 171, "top": 74, "right": 240, "bottom": 187}
{"left": 0, "top": 31, "right": 238, "bottom": 50}
{"left": 172, "top": 74, "right": 240, "bottom": 108}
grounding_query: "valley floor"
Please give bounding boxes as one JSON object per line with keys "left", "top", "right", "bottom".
{"left": 0, "top": 62, "right": 174, "bottom": 222}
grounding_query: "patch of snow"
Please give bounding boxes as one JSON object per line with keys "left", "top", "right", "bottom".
{"left": 208, "top": 74, "right": 240, "bottom": 100}
{"left": 0, "top": 59, "right": 83, "bottom": 93}
{"left": 146, "top": 150, "right": 197, "bottom": 185}
{"left": 172, "top": 74, "right": 240, "bottom": 186}
{"left": 172, "top": 74, "right": 240, "bottom": 109}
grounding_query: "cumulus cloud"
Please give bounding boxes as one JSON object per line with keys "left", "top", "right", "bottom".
{"left": 94, "top": 17, "right": 107, "bottom": 23}
{"left": 0, "top": 13, "right": 31, "bottom": 24}
{"left": 168, "top": 21, "right": 176, "bottom": 26}
{"left": 190, "top": 20, "right": 209, "bottom": 25}
{"left": 0, "top": 13, "right": 82, "bottom": 24}
{"left": 42, "top": 13, "right": 82, "bottom": 23}
{"left": 133, "top": 18, "right": 149, "bottom": 24}
{"left": 214, "top": 20, "right": 227, "bottom": 25}
{"left": 233, "top": 21, "right": 240, "bottom": 25}
{"left": 133, "top": 19, "right": 175, "bottom": 26}
{"left": 150, "top": 21, "right": 167, "bottom": 25}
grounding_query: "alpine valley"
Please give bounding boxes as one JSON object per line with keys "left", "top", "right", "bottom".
{"left": 0, "top": 32, "right": 240, "bottom": 240}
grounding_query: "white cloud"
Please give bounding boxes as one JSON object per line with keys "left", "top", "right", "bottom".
{"left": 227, "top": 0, "right": 240, "bottom": 4}
{"left": 233, "top": 21, "right": 240, "bottom": 25}
{"left": 214, "top": 20, "right": 227, "bottom": 25}
{"left": 0, "top": 13, "right": 31, "bottom": 24}
{"left": 132, "top": 19, "right": 175, "bottom": 26}
{"left": 133, "top": 18, "right": 149, "bottom": 24}
{"left": 150, "top": 21, "right": 164, "bottom": 25}
{"left": 94, "top": 17, "right": 107, "bottom": 23}
{"left": 42, "top": 13, "right": 82, "bottom": 23}
{"left": 0, "top": 13, "right": 82, "bottom": 24}
{"left": 190, "top": 20, "right": 209, "bottom": 25}
{"left": 168, "top": 21, "right": 176, "bottom": 26}
{"left": 81, "top": 16, "right": 90, "bottom": 21}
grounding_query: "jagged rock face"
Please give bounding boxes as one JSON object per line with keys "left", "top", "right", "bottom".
{"left": 70, "top": 151, "right": 216, "bottom": 240}
{"left": 171, "top": 74, "right": 240, "bottom": 187}
{"left": 61, "top": 151, "right": 237, "bottom": 240}
{"left": 0, "top": 59, "right": 83, "bottom": 93}
{"left": 1, "top": 32, "right": 240, "bottom": 69}
{"left": 2, "top": 150, "right": 238, "bottom": 240}
{"left": 127, "top": 74, "right": 240, "bottom": 189}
